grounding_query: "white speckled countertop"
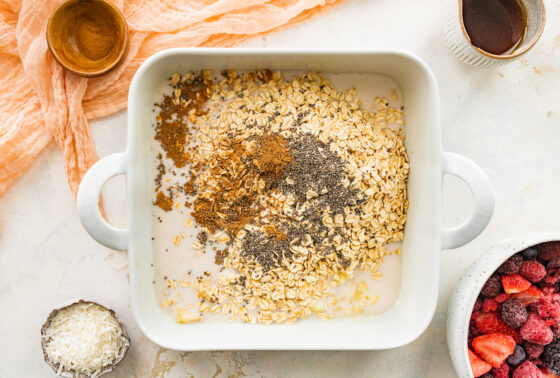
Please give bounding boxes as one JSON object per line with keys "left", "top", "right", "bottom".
{"left": 1, "top": 1, "right": 560, "bottom": 377}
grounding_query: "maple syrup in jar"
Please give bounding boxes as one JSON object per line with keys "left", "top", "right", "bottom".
{"left": 462, "top": 0, "right": 527, "bottom": 55}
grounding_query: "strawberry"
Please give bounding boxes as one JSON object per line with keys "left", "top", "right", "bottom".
{"left": 472, "top": 333, "right": 516, "bottom": 368}
{"left": 469, "top": 348, "right": 492, "bottom": 377}
{"left": 475, "top": 312, "right": 522, "bottom": 343}
{"left": 513, "top": 285, "right": 543, "bottom": 306}
{"left": 496, "top": 293, "right": 512, "bottom": 303}
{"left": 542, "top": 368, "right": 560, "bottom": 378}
{"left": 503, "top": 274, "right": 532, "bottom": 294}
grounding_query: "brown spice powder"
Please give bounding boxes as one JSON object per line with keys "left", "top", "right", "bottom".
{"left": 183, "top": 176, "right": 197, "bottom": 196}
{"left": 75, "top": 16, "right": 115, "bottom": 61}
{"left": 253, "top": 134, "right": 292, "bottom": 180}
{"left": 263, "top": 224, "right": 287, "bottom": 241}
{"left": 154, "top": 191, "right": 173, "bottom": 211}
{"left": 191, "top": 133, "right": 292, "bottom": 236}
{"left": 214, "top": 249, "right": 229, "bottom": 265}
{"left": 154, "top": 75, "right": 212, "bottom": 168}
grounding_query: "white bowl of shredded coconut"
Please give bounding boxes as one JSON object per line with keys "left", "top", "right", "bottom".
{"left": 41, "top": 300, "right": 130, "bottom": 378}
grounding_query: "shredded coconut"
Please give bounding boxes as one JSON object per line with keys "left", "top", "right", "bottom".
{"left": 42, "top": 302, "right": 126, "bottom": 377}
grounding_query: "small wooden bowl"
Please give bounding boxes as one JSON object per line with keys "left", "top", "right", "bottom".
{"left": 46, "top": 0, "right": 129, "bottom": 77}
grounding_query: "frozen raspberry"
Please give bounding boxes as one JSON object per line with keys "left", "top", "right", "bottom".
{"left": 521, "top": 313, "right": 554, "bottom": 345}
{"left": 523, "top": 248, "right": 539, "bottom": 259}
{"left": 508, "top": 345, "right": 527, "bottom": 367}
{"left": 513, "top": 361, "right": 544, "bottom": 378}
{"left": 545, "top": 269, "right": 560, "bottom": 286}
{"left": 542, "top": 286, "right": 559, "bottom": 296}
{"left": 482, "top": 275, "right": 503, "bottom": 297}
{"left": 539, "top": 242, "right": 560, "bottom": 262}
{"left": 499, "top": 255, "right": 524, "bottom": 275}
{"left": 537, "top": 297, "right": 560, "bottom": 324}
{"left": 483, "top": 298, "right": 499, "bottom": 313}
{"left": 542, "top": 339, "right": 560, "bottom": 375}
{"left": 493, "top": 361, "right": 509, "bottom": 378}
{"left": 525, "top": 342, "right": 545, "bottom": 359}
{"left": 502, "top": 298, "right": 528, "bottom": 328}
{"left": 521, "top": 261, "right": 548, "bottom": 283}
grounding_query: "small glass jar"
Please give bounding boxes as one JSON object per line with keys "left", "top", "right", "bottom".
{"left": 443, "top": 0, "right": 546, "bottom": 67}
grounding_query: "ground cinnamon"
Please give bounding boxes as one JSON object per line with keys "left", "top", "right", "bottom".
{"left": 49, "top": 0, "right": 126, "bottom": 70}
{"left": 263, "top": 224, "right": 287, "bottom": 241}
{"left": 155, "top": 75, "right": 212, "bottom": 168}
{"left": 75, "top": 16, "right": 115, "bottom": 61}
{"left": 253, "top": 134, "right": 293, "bottom": 178}
{"left": 191, "top": 133, "right": 293, "bottom": 237}
{"left": 154, "top": 191, "right": 173, "bottom": 212}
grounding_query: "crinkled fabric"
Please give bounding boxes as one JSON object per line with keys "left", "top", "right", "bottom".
{"left": 0, "top": 0, "right": 342, "bottom": 197}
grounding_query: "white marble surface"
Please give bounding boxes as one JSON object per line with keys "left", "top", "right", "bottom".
{"left": 1, "top": 0, "right": 560, "bottom": 377}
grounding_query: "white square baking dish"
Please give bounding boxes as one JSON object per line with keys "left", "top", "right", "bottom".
{"left": 77, "top": 48, "right": 495, "bottom": 350}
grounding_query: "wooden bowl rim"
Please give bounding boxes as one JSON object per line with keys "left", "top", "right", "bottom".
{"left": 46, "top": 0, "right": 129, "bottom": 78}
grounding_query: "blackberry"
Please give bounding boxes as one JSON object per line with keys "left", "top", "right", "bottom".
{"left": 552, "top": 325, "right": 560, "bottom": 339}
{"left": 522, "top": 248, "right": 538, "bottom": 259}
{"left": 548, "top": 258, "right": 560, "bottom": 270}
{"left": 542, "top": 339, "right": 560, "bottom": 375}
{"left": 507, "top": 345, "right": 526, "bottom": 367}
{"left": 474, "top": 298, "right": 482, "bottom": 312}
{"left": 501, "top": 298, "right": 528, "bottom": 328}
{"left": 498, "top": 255, "right": 523, "bottom": 275}
{"left": 481, "top": 275, "right": 503, "bottom": 297}
{"left": 523, "top": 342, "right": 544, "bottom": 359}
{"left": 538, "top": 242, "right": 560, "bottom": 261}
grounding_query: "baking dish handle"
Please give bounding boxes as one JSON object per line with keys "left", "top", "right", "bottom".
{"left": 441, "top": 152, "right": 495, "bottom": 249}
{"left": 77, "top": 152, "right": 128, "bottom": 251}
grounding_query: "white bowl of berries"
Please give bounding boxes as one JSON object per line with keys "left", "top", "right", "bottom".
{"left": 448, "top": 232, "right": 560, "bottom": 378}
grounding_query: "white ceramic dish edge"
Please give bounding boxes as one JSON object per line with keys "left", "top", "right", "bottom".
{"left": 447, "top": 231, "right": 560, "bottom": 378}
{"left": 77, "top": 48, "right": 495, "bottom": 350}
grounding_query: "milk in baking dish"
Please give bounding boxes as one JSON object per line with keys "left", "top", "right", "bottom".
{"left": 150, "top": 71, "right": 406, "bottom": 324}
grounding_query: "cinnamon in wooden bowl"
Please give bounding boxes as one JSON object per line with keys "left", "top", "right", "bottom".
{"left": 46, "top": 0, "right": 129, "bottom": 77}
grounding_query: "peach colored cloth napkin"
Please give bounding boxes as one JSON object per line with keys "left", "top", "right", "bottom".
{"left": 0, "top": 0, "right": 342, "bottom": 197}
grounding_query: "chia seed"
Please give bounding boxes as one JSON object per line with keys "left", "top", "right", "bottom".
{"left": 239, "top": 134, "right": 363, "bottom": 271}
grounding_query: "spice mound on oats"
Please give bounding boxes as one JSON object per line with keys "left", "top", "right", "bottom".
{"left": 153, "top": 69, "right": 409, "bottom": 325}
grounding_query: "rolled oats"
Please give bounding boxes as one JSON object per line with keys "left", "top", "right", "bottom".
{"left": 153, "top": 70, "right": 409, "bottom": 324}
